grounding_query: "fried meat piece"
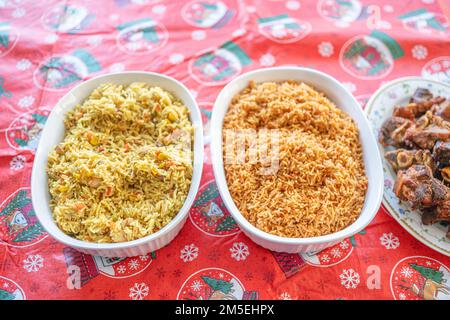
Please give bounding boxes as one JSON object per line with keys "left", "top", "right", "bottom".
{"left": 394, "top": 165, "right": 448, "bottom": 209}
{"left": 379, "top": 116, "right": 412, "bottom": 147}
{"left": 385, "top": 149, "right": 435, "bottom": 173}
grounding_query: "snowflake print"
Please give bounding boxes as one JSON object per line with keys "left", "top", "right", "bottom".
{"left": 10, "top": 155, "right": 25, "bottom": 171}
{"left": 12, "top": 8, "right": 26, "bottom": 18}
{"left": 279, "top": 292, "right": 292, "bottom": 300}
{"left": 320, "top": 254, "right": 330, "bottom": 263}
{"left": 331, "top": 247, "right": 342, "bottom": 258}
{"left": 169, "top": 53, "right": 184, "bottom": 65}
{"left": 340, "top": 269, "right": 360, "bottom": 289}
{"left": 23, "top": 254, "right": 44, "bottom": 272}
{"left": 230, "top": 242, "right": 250, "bottom": 261}
{"left": 379, "top": 232, "right": 400, "bottom": 249}
{"left": 87, "top": 35, "right": 102, "bottom": 46}
{"left": 16, "top": 59, "right": 31, "bottom": 71}
{"left": 129, "top": 282, "right": 149, "bottom": 300}
{"left": 400, "top": 266, "right": 413, "bottom": 278}
{"left": 286, "top": 1, "right": 300, "bottom": 11}
{"left": 412, "top": 45, "right": 428, "bottom": 60}
{"left": 45, "top": 34, "right": 58, "bottom": 44}
{"left": 117, "top": 265, "right": 126, "bottom": 274}
{"left": 340, "top": 241, "right": 349, "bottom": 249}
{"left": 398, "top": 293, "right": 406, "bottom": 300}
{"left": 259, "top": 53, "right": 275, "bottom": 67}
{"left": 18, "top": 96, "right": 35, "bottom": 108}
{"left": 109, "top": 63, "right": 125, "bottom": 73}
{"left": 180, "top": 244, "right": 199, "bottom": 262}
{"left": 128, "top": 259, "right": 140, "bottom": 270}
{"left": 342, "top": 82, "right": 356, "bottom": 93}
{"left": 190, "top": 280, "right": 203, "bottom": 292}
{"left": 191, "top": 30, "right": 206, "bottom": 41}
{"left": 139, "top": 254, "right": 149, "bottom": 261}
{"left": 152, "top": 4, "right": 166, "bottom": 15}
{"left": 318, "top": 41, "right": 334, "bottom": 57}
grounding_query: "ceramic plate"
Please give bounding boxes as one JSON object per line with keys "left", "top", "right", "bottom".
{"left": 366, "top": 77, "right": 450, "bottom": 257}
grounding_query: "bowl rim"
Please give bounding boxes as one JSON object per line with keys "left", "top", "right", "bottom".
{"left": 210, "top": 66, "right": 384, "bottom": 245}
{"left": 31, "top": 70, "right": 204, "bottom": 250}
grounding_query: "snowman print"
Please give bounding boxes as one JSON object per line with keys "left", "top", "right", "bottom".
{"left": 339, "top": 31, "right": 404, "bottom": 80}
{"left": 189, "top": 180, "right": 240, "bottom": 237}
{"left": 317, "top": 0, "right": 363, "bottom": 28}
{"left": 257, "top": 14, "right": 311, "bottom": 44}
{"left": 6, "top": 108, "right": 50, "bottom": 152}
{"left": 41, "top": 4, "right": 94, "bottom": 33}
{"left": 189, "top": 41, "right": 252, "bottom": 86}
{"left": 399, "top": 9, "right": 449, "bottom": 38}
{"left": 177, "top": 268, "right": 258, "bottom": 300}
{"left": 390, "top": 256, "right": 450, "bottom": 300}
{"left": 182, "top": 1, "right": 235, "bottom": 29}
{"left": 422, "top": 56, "right": 450, "bottom": 84}
{"left": 0, "top": 277, "right": 26, "bottom": 300}
{"left": 0, "top": 188, "right": 47, "bottom": 248}
{"left": 116, "top": 18, "right": 168, "bottom": 55}
{"left": 33, "top": 49, "right": 101, "bottom": 91}
{"left": 0, "top": 21, "right": 19, "bottom": 58}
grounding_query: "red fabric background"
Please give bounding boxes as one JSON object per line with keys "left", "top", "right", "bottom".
{"left": 0, "top": 0, "right": 449, "bottom": 300}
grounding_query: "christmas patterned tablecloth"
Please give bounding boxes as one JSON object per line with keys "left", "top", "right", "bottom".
{"left": 1, "top": 0, "right": 450, "bottom": 301}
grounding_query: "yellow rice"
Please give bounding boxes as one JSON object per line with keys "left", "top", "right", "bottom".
{"left": 223, "top": 81, "right": 368, "bottom": 238}
{"left": 47, "top": 82, "right": 193, "bottom": 243}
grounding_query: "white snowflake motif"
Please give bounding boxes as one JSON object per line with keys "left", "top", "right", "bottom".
{"left": 128, "top": 259, "right": 140, "bottom": 270}
{"left": 191, "top": 30, "right": 206, "bottom": 41}
{"left": 129, "top": 282, "right": 149, "bottom": 300}
{"left": 412, "top": 45, "right": 428, "bottom": 60}
{"left": 320, "top": 254, "right": 330, "bottom": 263}
{"left": 87, "top": 35, "right": 102, "bottom": 46}
{"left": 230, "top": 242, "right": 250, "bottom": 261}
{"left": 399, "top": 292, "right": 406, "bottom": 300}
{"left": 109, "top": 63, "right": 125, "bottom": 73}
{"left": 400, "top": 266, "right": 413, "bottom": 278}
{"left": 18, "top": 96, "right": 35, "bottom": 109}
{"left": 44, "top": 34, "right": 58, "bottom": 44}
{"left": 10, "top": 155, "right": 25, "bottom": 171}
{"left": 259, "top": 53, "right": 275, "bottom": 67}
{"left": 23, "top": 254, "right": 44, "bottom": 272}
{"left": 190, "top": 280, "right": 203, "bottom": 292}
{"left": 180, "top": 243, "right": 199, "bottom": 262}
{"left": 16, "top": 59, "right": 31, "bottom": 71}
{"left": 169, "top": 53, "right": 184, "bottom": 65}
{"left": 232, "top": 28, "right": 246, "bottom": 37}
{"left": 379, "top": 232, "right": 400, "bottom": 249}
{"left": 318, "top": 41, "right": 334, "bottom": 57}
{"left": 279, "top": 292, "right": 291, "bottom": 300}
{"left": 330, "top": 247, "right": 342, "bottom": 258}
{"left": 339, "top": 241, "right": 350, "bottom": 249}
{"left": 117, "top": 265, "right": 126, "bottom": 274}
{"left": 286, "top": 1, "right": 300, "bottom": 11}
{"left": 152, "top": 4, "right": 166, "bottom": 15}
{"left": 139, "top": 254, "right": 149, "bottom": 261}
{"left": 12, "top": 8, "right": 26, "bottom": 18}
{"left": 340, "top": 269, "right": 360, "bottom": 289}
{"left": 342, "top": 82, "right": 356, "bottom": 93}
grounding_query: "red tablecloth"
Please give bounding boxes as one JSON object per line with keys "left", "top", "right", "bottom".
{"left": 1, "top": 0, "right": 449, "bottom": 300}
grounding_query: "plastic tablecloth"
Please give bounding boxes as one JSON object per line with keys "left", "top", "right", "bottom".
{"left": 0, "top": 0, "right": 449, "bottom": 300}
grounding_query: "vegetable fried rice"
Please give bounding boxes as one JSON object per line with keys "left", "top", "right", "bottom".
{"left": 47, "top": 82, "right": 193, "bottom": 243}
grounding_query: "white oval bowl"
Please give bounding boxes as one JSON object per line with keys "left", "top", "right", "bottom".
{"left": 31, "top": 71, "right": 204, "bottom": 257}
{"left": 210, "top": 67, "right": 383, "bottom": 253}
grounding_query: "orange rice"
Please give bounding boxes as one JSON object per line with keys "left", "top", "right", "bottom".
{"left": 222, "top": 81, "right": 368, "bottom": 238}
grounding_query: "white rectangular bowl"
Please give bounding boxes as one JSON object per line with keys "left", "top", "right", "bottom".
{"left": 210, "top": 67, "right": 383, "bottom": 253}
{"left": 31, "top": 71, "right": 203, "bottom": 257}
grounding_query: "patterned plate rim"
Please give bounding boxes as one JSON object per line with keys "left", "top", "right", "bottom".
{"left": 365, "top": 76, "right": 450, "bottom": 257}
